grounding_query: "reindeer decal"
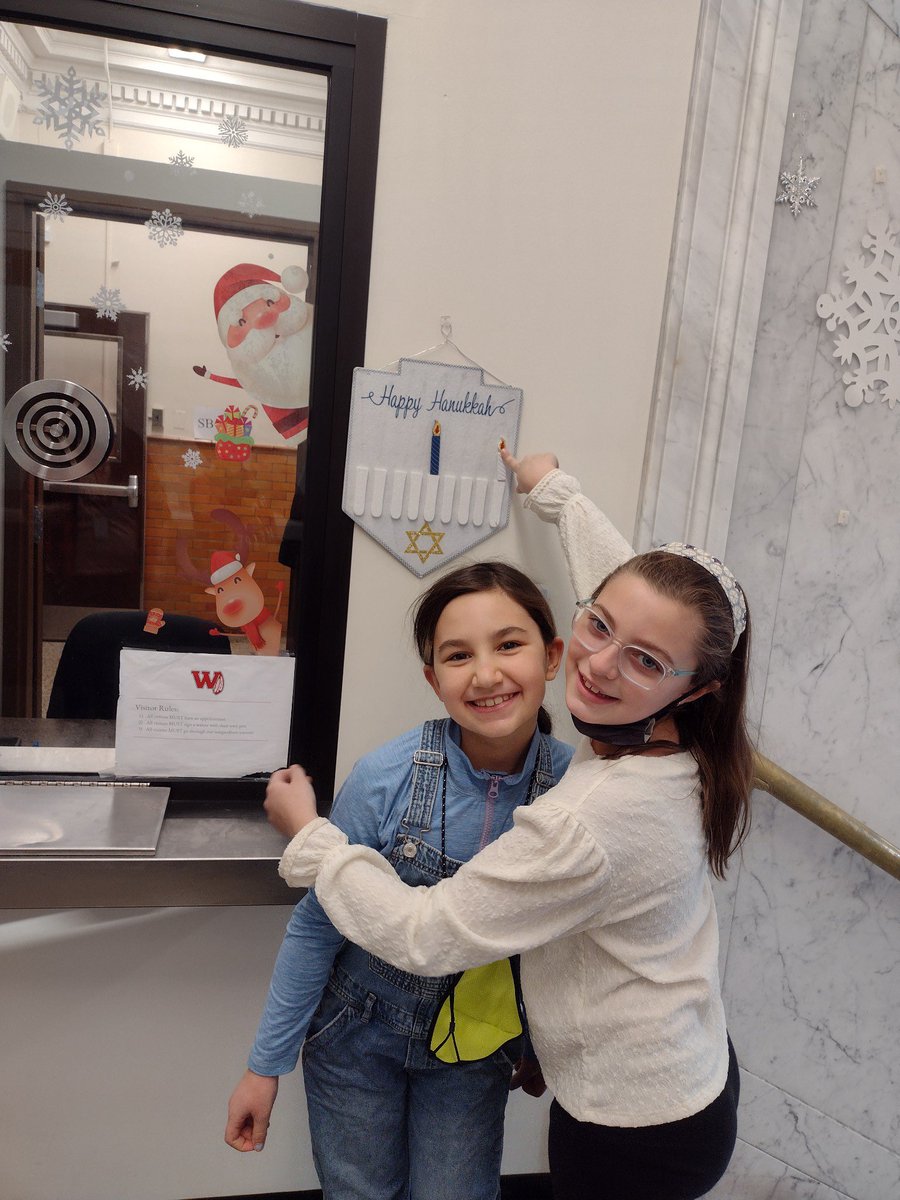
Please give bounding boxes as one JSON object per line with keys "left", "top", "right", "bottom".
{"left": 176, "top": 508, "right": 284, "bottom": 655}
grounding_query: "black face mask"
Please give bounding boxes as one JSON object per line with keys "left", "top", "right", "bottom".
{"left": 571, "top": 681, "right": 708, "bottom": 747}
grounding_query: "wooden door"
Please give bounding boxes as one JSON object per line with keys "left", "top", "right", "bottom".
{"left": 40, "top": 305, "right": 148, "bottom": 627}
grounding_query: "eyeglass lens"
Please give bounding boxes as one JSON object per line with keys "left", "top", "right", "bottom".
{"left": 572, "top": 607, "right": 667, "bottom": 688}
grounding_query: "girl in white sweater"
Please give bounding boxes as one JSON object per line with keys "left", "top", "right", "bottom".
{"left": 264, "top": 453, "right": 753, "bottom": 1200}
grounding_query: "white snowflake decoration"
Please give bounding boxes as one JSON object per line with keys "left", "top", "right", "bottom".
{"left": 816, "top": 215, "right": 900, "bottom": 409}
{"left": 38, "top": 192, "right": 74, "bottom": 222}
{"left": 168, "top": 150, "right": 195, "bottom": 174}
{"left": 33, "top": 66, "right": 106, "bottom": 151}
{"left": 145, "top": 208, "right": 184, "bottom": 248}
{"left": 239, "top": 190, "right": 264, "bottom": 218}
{"left": 90, "top": 285, "right": 124, "bottom": 322}
{"left": 1, "top": 331, "right": 10, "bottom": 353}
{"left": 182, "top": 448, "right": 203, "bottom": 470}
{"left": 219, "top": 113, "right": 249, "bottom": 148}
{"left": 775, "top": 157, "right": 820, "bottom": 218}
{"left": 127, "top": 367, "right": 148, "bottom": 390}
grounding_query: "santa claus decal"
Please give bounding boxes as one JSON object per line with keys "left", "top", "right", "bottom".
{"left": 193, "top": 262, "right": 313, "bottom": 440}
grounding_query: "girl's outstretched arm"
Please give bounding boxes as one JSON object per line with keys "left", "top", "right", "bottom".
{"left": 500, "top": 447, "right": 634, "bottom": 600}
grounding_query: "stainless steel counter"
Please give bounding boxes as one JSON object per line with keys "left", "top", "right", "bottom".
{"left": 0, "top": 719, "right": 296, "bottom": 908}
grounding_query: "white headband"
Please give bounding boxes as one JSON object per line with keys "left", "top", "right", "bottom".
{"left": 658, "top": 542, "right": 747, "bottom": 650}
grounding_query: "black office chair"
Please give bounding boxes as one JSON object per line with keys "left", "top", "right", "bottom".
{"left": 47, "top": 610, "right": 231, "bottom": 720}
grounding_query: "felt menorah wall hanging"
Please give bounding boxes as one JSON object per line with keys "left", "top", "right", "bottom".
{"left": 343, "top": 357, "right": 522, "bottom": 576}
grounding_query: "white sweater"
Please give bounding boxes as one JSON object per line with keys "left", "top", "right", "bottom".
{"left": 280, "top": 470, "right": 729, "bottom": 1126}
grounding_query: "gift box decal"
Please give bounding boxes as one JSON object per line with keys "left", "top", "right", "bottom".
{"left": 214, "top": 402, "right": 256, "bottom": 462}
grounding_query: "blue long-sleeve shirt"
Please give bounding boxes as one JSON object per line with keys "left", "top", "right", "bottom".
{"left": 248, "top": 720, "right": 573, "bottom": 1075}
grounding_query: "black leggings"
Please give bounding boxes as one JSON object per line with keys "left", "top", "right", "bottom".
{"left": 548, "top": 1038, "right": 740, "bottom": 1200}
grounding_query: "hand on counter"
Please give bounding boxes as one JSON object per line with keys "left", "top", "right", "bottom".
{"left": 224, "top": 1069, "right": 278, "bottom": 1152}
{"left": 264, "top": 764, "right": 318, "bottom": 838}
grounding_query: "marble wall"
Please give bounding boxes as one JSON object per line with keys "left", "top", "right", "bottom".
{"left": 652, "top": 1, "right": 900, "bottom": 1195}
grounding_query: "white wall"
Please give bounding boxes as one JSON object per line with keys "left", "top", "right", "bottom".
{"left": 332, "top": 0, "right": 702, "bottom": 783}
{"left": 0, "top": 2, "right": 701, "bottom": 1197}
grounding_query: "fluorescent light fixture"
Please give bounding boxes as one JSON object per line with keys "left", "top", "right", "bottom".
{"left": 168, "top": 47, "right": 207, "bottom": 63}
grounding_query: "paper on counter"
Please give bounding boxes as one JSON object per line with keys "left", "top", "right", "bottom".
{"left": 114, "top": 650, "right": 294, "bottom": 778}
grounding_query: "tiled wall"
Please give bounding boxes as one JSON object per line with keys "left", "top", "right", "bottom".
{"left": 143, "top": 437, "right": 295, "bottom": 637}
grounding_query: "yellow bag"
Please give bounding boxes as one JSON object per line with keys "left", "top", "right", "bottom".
{"left": 429, "top": 957, "right": 522, "bottom": 1063}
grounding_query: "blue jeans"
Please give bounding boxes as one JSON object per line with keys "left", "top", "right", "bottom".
{"left": 302, "top": 980, "right": 516, "bottom": 1200}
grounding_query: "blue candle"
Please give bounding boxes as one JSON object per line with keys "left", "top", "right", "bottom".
{"left": 430, "top": 420, "right": 441, "bottom": 475}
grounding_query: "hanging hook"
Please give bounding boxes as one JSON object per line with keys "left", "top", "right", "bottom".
{"left": 440, "top": 314, "right": 453, "bottom": 342}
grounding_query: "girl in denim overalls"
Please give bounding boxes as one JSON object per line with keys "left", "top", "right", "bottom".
{"left": 226, "top": 561, "right": 573, "bottom": 1198}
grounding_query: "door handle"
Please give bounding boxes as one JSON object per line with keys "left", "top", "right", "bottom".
{"left": 43, "top": 473, "right": 139, "bottom": 508}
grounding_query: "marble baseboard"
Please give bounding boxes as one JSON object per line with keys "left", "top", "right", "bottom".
{"left": 709, "top": 1138, "right": 854, "bottom": 1199}
{"left": 736, "top": 1069, "right": 900, "bottom": 1199}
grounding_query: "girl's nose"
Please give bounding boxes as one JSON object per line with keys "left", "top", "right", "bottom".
{"left": 588, "top": 642, "right": 619, "bottom": 678}
{"left": 472, "top": 660, "right": 503, "bottom": 687}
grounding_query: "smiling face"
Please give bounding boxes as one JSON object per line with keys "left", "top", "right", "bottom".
{"left": 565, "top": 570, "right": 708, "bottom": 734}
{"left": 424, "top": 588, "right": 563, "bottom": 773}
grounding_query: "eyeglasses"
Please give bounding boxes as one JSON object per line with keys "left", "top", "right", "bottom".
{"left": 571, "top": 601, "right": 697, "bottom": 691}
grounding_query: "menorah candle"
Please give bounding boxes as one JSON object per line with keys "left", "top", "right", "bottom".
{"left": 430, "top": 420, "right": 441, "bottom": 475}
{"left": 439, "top": 475, "right": 456, "bottom": 524}
{"left": 471, "top": 477, "right": 488, "bottom": 526}
{"left": 496, "top": 438, "right": 507, "bottom": 481}
{"left": 351, "top": 465, "right": 369, "bottom": 515}
{"left": 488, "top": 480, "right": 505, "bottom": 528}
{"left": 390, "top": 470, "right": 407, "bottom": 520}
{"left": 370, "top": 467, "right": 387, "bottom": 518}
{"left": 423, "top": 473, "right": 439, "bottom": 521}
{"left": 407, "top": 470, "right": 423, "bottom": 520}
{"left": 457, "top": 475, "right": 473, "bottom": 525}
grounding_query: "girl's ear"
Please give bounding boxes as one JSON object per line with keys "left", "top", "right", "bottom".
{"left": 423, "top": 664, "right": 442, "bottom": 699}
{"left": 677, "top": 679, "right": 721, "bottom": 706}
{"left": 545, "top": 636, "right": 565, "bottom": 680}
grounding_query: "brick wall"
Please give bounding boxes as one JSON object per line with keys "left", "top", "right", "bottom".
{"left": 143, "top": 438, "right": 296, "bottom": 645}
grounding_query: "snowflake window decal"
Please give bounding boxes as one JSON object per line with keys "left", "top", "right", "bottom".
{"left": 775, "top": 157, "right": 820, "bottom": 218}
{"left": 90, "top": 286, "right": 125, "bottom": 322}
{"left": 33, "top": 66, "right": 106, "bottom": 151}
{"left": 219, "top": 113, "right": 249, "bottom": 148}
{"left": 168, "top": 150, "right": 195, "bottom": 174}
{"left": 39, "top": 192, "right": 74, "bottom": 222}
{"left": 817, "top": 215, "right": 900, "bottom": 409}
{"left": 127, "top": 367, "right": 148, "bottom": 390}
{"left": 182, "top": 448, "right": 204, "bottom": 470}
{"left": 145, "top": 208, "right": 184, "bottom": 248}
{"left": 239, "top": 191, "right": 264, "bottom": 218}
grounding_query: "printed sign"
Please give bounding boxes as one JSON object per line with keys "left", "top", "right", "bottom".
{"left": 344, "top": 358, "right": 522, "bottom": 575}
{"left": 114, "top": 649, "right": 294, "bottom": 778}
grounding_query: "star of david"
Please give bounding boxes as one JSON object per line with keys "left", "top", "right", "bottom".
{"left": 404, "top": 520, "right": 445, "bottom": 564}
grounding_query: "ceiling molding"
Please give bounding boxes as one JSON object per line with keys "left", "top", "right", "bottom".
{"left": 1, "top": 19, "right": 326, "bottom": 157}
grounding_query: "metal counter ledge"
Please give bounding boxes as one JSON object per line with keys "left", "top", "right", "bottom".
{"left": 0, "top": 719, "right": 296, "bottom": 908}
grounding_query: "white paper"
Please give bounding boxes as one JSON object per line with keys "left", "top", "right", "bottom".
{"left": 114, "top": 650, "right": 295, "bottom": 778}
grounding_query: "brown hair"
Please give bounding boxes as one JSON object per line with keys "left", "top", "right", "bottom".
{"left": 594, "top": 552, "right": 753, "bottom": 877}
{"left": 412, "top": 561, "right": 558, "bottom": 734}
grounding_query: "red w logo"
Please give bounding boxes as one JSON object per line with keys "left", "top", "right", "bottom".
{"left": 191, "top": 670, "right": 225, "bottom": 694}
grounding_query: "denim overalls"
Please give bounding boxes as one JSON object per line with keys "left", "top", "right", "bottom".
{"left": 301, "top": 719, "right": 556, "bottom": 1200}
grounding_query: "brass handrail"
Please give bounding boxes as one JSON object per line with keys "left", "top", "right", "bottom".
{"left": 753, "top": 752, "right": 900, "bottom": 882}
